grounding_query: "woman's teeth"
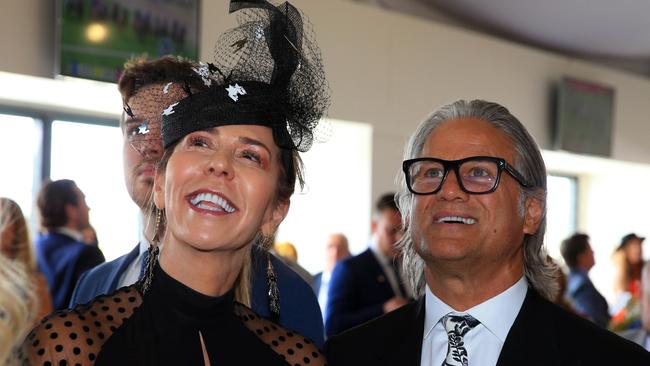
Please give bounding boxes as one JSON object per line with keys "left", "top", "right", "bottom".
{"left": 190, "top": 192, "right": 236, "bottom": 213}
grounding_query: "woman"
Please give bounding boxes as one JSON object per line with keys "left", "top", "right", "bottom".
{"left": 0, "top": 198, "right": 52, "bottom": 321}
{"left": 0, "top": 254, "right": 36, "bottom": 366}
{"left": 23, "top": 1, "right": 329, "bottom": 365}
{"left": 610, "top": 233, "right": 645, "bottom": 330}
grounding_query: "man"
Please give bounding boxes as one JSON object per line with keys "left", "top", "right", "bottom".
{"left": 69, "top": 56, "right": 324, "bottom": 346}
{"left": 313, "top": 233, "right": 351, "bottom": 319}
{"left": 621, "top": 262, "right": 650, "bottom": 350}
{"left": 326, "top": 100, "right": 649, "bottom": 365}
{"left": 325, "top": 193, "right": 410, "bottom": 336}
{"left": 35, "top": 179, "right": 105, "bottom": 310}
{"left": 560, "top": 233, "right": 610, "bottom": 327}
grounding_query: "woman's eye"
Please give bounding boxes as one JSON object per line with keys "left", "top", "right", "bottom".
{"left": 240, "top": 150, "right": 262, "bottom": 163}
{"left": 188, "top": 136, "right": 210, "bottom": 148}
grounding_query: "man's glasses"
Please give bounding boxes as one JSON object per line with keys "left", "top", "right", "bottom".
{"left": 402, "top": 156, "right": 530, "bottom": 195}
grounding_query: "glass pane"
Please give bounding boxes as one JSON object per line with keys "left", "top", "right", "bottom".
{"left": 50, "top": 121, "right": 139, "bottom": 261}
{"left": 546, "top": 175, "right": 577, "bottom": 261}
{"left": 0, "top": 114, "right": 42, "bottom": 220}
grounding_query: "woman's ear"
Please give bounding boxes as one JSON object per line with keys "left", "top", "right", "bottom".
{"left": 261, "top": 199, "right": 290, "bottom": 237}
{"left": 153, "top": 170, "right": 166, "bottom": 210}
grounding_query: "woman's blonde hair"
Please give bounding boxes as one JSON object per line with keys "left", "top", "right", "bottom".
{"left": 0, "top": 198, "right": 36, "bottom": 272}
{"left": 0, "top": 254, "right": 36, "bottom": 365}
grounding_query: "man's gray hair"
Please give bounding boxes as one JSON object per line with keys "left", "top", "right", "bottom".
{"left": 396, "top": 99, "right": 558, "bottom": 300}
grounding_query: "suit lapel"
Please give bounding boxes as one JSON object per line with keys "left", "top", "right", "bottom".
{"left": 378, "top": 297, "right": 425, "bottom": 365}
{"left": 497, "top": 289, "right": 566, "bottom": 366}
{"left": 107, "top": 243, "right": 141, "bottom": 291}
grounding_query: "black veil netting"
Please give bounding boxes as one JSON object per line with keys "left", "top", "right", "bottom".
{"left": 162, "top": 0, "right": 331, "bottom": 152}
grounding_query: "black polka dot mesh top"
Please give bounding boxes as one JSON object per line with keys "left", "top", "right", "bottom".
{"left": 22, "top": 264, "right": 326, "bottom": 366}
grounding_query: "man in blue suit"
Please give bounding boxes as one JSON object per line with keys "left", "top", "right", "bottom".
{"left": 561, "top": 233, "right": 610, "bottom": 328}
{"left": 69, "top": 56, "right": 324, "bottom": 346}
{"left": 325, "top": 193, "right": 410, "bottom": 336}
{"left": 35, "top": 179, "right": 105, "bottom": 310}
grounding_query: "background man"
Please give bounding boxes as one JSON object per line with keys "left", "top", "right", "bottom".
{"left": 560, "top": 233, "right": 610, "bottom": 327}
{"left": 325, "top": 193, "right": 410, "bottom": 336}
{"left": 313, "top": 233, "right": 351, "bottom": 319}
{"left": 326, "top": 99, "right": 649, "bottom": 365}
{"left": 36, "top": 179, "right": 105, "bottom": 310}
{"left": 69, "top": 56, "right": 324, "bottom": 346}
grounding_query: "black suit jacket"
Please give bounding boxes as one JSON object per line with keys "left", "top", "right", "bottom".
{"left": 326, "top": 287, "right": 650, "bottom": 365}
{"left": 325, "top": 248, "right": 401, "bottom": 336}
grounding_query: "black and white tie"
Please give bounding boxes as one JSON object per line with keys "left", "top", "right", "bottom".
{"left": 441, "top": 314, "right": 480, "bottom": 366}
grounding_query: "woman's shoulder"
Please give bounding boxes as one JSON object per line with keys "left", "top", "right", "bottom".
{"left": 233, "top": 302, "right": 326, "bottom": 366}
{"left": 21, "top": 285, "right": 143, "bottom": 365}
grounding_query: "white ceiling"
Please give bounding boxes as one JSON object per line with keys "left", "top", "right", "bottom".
{"left": 425, "top": 0, "right": 650, "bottom": 58}
{"left": 356, "top": 0, "right": 650, "bottom": 76}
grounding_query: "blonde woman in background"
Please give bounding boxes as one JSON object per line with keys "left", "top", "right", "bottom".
{"left": 0, "top": 253, "right": 36, "bottom": 365}
{"left": 0, "top": 197, "right": 52, "bottom": 321}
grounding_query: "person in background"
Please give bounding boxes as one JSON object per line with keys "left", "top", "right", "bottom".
{"left": 0, "top": 253, "right": 36, "bottom": 366}
{"left": 273, "top": 241, "right": 314, "bottom": 286}
{"left": 325, "top": 193, "right": 410, "bottom": 337}
{"left": 611, "top": 233, "right": 646, "bottom": 331}
{"left": 34, "top": 180, "right": 105, "bottom": 310}
{"left": 0, "top": 197, "right": 52, "bottom": 321}
{"left": 560, "top": 233, "right": 610, "bottom": 327}
{"left": 313, "top": 233, "right": 350, "bottom": 320}
{"left": 68, "top": 55, "right": 324, "bottom": 346}
{"left": 620, "top": 262, "right": 650, "bottom": 350}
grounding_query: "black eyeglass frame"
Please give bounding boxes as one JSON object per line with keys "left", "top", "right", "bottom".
{"left": 402, "top": 155, "right": 531, "bottom": 195}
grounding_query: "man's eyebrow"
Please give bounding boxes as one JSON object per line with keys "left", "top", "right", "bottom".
{"left": 238, "top": 136, "right": 272, "bottom": 155}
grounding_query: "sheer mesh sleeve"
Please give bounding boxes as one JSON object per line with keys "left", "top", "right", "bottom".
{"left": 234, "top": 303, "right": 327, "bottom": 366}
{"left": 21, "top": 286, "right": 143, "bottom": 366}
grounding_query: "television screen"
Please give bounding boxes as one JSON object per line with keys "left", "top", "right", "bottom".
{"left": 57, "top": 0, "right": 200, "bottom": 83}
{"left": 555, "top": 77, "right": 615, "bottom": 157}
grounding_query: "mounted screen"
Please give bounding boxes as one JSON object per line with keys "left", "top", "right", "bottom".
{"left": 555, "top": 77, "right": 615, "bottom": 157}
{"left": 57, "top": 0, "right": 200, "bottom": 83}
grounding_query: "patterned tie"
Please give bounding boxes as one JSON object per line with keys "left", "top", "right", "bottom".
{"left": 441, "top": 314, "right": 480, "bottom": 366}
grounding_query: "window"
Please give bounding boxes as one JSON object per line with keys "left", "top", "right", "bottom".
{"left": 545, "top": 174, "right": 578, "bottom": 261}
{"left": 0, "top": 114, "right": 42, "bottom": 220}
{"left": 50, "top": 120, "right": 139, "bottom": 261}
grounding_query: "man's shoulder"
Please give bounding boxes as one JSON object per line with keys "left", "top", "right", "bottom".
{"left": 520, "top": 289, "right": 649, "bottom": 361}
{"left": 326, "top": 300, "right": 422, "bottom": 364}
{"left": 81, "top": 251, "right": 132, "bottom": 279}
{"left": 338, "top": 248, "right": 375, "bottom": 269}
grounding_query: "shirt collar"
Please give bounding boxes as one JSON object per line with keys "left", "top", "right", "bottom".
{"left": 369, "top": 240, "right": 391, "bottom": 265}
{"left": 423, "top": 276, "right": 528, "bottom": 343}
{"left": 53, "top": 227, "right": 84, "bottom": 242}
{"left": 137, "top": 212, "right": 152, "bottom": 256}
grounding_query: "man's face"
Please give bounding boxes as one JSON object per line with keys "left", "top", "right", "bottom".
{"left": 68, "top": 185, "right": 90, "bottom": 231}
{"left": 411, "top": 118, "right": 542, "bottom": 269}
{"left": 122, "top": 83, "right": 187, "bottom": 209}
{"left": 578, "top": 244, "right": 595, "bottom": 271}
{"left": 325, "top": 234, "right": 350, "bottom": 270}
{"left": 373, "top": 208, "right": 403, "bottom": 258}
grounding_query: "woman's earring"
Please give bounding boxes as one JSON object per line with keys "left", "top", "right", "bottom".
{"left": 267, "top": 254, "right": 280, "bottom": 321}
{"left": 140, "top": 208, "right": 162, "bottom": 294}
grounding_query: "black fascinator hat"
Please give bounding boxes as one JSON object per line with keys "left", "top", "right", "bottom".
{"left": 161, "top": 0, "right": 330, "bottom": 152}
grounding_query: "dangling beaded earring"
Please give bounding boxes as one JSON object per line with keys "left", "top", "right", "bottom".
{"left": 140, "top": 208, "right": 162, "bottom": 294}
{"left": 266, "top": 254, "right": 280, "bottom": 321}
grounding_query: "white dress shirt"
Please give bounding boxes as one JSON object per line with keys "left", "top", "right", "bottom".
{"left": 53, "top": 227, "right": 84, "bottom": 242}
{"left": 318, "top": 271, "right": 331, "bottom": 320}
{"left": 420, "top": 276, "right": 528, "bottom": 366}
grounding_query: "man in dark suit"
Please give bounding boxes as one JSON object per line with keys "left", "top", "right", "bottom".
{"left": 560, "top": 233, "right": 610, "bottom": 327}
{"left": 326, "top": 99, "right": 649, "bottom": 364}
{"left": 35, "top": 179, "right": 105, "bottom": 310}
{"left": 68, "top": 56, "right": 325, "bottom": 347}
{"left": 325, "top": 193, "right": 410, "bottom": 336}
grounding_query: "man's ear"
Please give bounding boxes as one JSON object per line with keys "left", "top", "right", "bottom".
{"left": 153, "top": 170, "right": 166, "bottom": 210}
{"left": 523, "top": 190, "right": 544, "bottom": 235}
{"left": 261, "top": 199, "right": 290, "bottom": 237}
